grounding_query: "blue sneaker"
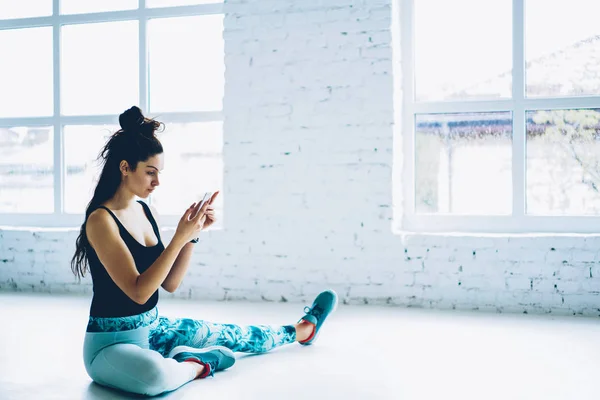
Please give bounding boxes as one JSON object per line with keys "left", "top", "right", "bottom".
{"left": 298, "top": 289, "right": 338, "bottom": 346}
{"left": 168, "top": 345, "right": 235, "bottom": 377}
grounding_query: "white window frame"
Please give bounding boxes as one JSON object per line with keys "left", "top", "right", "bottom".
{"left": 0, "top": 0, "right": 223, "bottom": 228}
{"left": 398, "top": 0, "right": 600, "bottom": 233}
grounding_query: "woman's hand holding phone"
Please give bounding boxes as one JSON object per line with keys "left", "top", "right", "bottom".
{"left": 200, "top": 191, "right": 219, "bottom": 230}
{"left": 175, "top": 191, "right": 219, "bottom": 245}
{"left": 191, "top": 192, "right": 212, "bottom": 220}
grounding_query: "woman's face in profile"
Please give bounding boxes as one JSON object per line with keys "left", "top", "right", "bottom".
{"left": 127, "top": 153, "right": 164, "bottom": 198}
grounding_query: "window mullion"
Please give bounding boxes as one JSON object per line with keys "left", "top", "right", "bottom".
{"left": 413, "top": 100, "right": 513, "bottom": 114}
{"left": 139, "top": 0, "right": 148, "bottom": 111}
{"left": 140, "top": 0, "right": 151, "bottom": 207}
{"left": 512, "top": 0, "right": 525, "bottom": 219}
{"left": 53, "top": 0, "right": 64, "bottom": 216}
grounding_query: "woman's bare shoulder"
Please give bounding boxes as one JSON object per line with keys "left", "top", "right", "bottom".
{"left": 86, "top": 208, "right": 119, "bottom": 242}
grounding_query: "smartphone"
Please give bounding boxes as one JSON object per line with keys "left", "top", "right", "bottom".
{"left": 199, "top": 192, "right": 213, "bottom": 208}
{"left": 192, "top": 192, "right": 212, "bottom": 219}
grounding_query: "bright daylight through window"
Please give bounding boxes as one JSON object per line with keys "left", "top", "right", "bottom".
{"left": 401, "top": 0, "right": 600, "bottom": 233}
{"left": 0, "top": 0, "right": 224, "bottom": 227}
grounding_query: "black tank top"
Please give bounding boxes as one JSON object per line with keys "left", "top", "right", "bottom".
{"left": 87, "top": 200, "right": 165, "bottom": 318}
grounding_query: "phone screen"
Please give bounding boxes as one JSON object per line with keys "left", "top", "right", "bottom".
{"left": 189, "top": 192, "right": 212, "bottom": 220}
{"left": 199, "top": 192, "right": 212, "bottom": 208}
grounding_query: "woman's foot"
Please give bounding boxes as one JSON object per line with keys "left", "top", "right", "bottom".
{"left": 169, "top": 345, "right": 236, "bottom": 378}
{"left": 294, "top": 320, "right": 315, "bottom": 342}
{"left": 296, "top": 289, "right": 338, "bottom": 345}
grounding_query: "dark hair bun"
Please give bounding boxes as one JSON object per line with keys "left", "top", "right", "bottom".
{"left": 119, "top": 106, "right": 145, "bottom": 132}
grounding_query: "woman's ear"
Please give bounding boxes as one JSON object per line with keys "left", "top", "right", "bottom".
{"left": 119, "top": 160, "right": 129, "bottom": 176}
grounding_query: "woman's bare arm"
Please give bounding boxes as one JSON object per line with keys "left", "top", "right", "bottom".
{"left": 145, "top": 204, "right": 197, "bottom": 293}
{"left": 86, "top": 208, "right": 188, "bottom": 304}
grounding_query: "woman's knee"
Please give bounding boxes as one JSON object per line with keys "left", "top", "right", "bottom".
{"left": 90, "top": 361, "right": 172, "bottom": 396}
{"left": 89, "top": 344, "right": 175, "bottom": 396}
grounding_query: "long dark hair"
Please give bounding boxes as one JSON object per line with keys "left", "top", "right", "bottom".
{"left": 71, "top": 106, "right": 164, "bottom": 279}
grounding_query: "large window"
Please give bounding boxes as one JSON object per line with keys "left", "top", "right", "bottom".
{"left": 400, "top": 0, "right": 600, "bottom": 232}
{"left": 0, "top": 0, "right": 224, "bottom": 227}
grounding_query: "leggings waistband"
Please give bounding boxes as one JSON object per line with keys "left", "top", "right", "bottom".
{"left": 86, "top": 307, "right": 159, "bottom": 333}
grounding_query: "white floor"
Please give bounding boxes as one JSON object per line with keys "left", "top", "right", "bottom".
{"left": 1, "top": 292, "right": 600, "bottom": 400}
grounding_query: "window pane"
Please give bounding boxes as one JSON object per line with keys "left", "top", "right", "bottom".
{"left": 526, "top": 0, "right": 600, "bottom": 97}
{"left": 64, "top": 125, "right": 118, "bottom": 214}
{"left": 416, "top": 113, "right": 512, "bottom": 215}
{"left": 0, "top": 0, "right": 51, "bottom": 19}
{"left": 0, "top": 127, "right": 53, "bottom": 213}
{"left": 0, "top": 28, "right": 53, "bottom": 117}
{"left": 526, "top": 109, "right": 600, "bottom": 215}
{"left": 151, "top": 122, "right": 223, "bottom": 218}
{"left": 148, "top": 15, "right": 224, "bottom": 112}
{"left": 414, "top": 0, "right": 512, "bottom": 101}
{"left": 60, "top": 0, "right": 137, "bottom": 15}
{"left": 62, "top": 21, "right": 138, "bottom": 115}
{"left": 147, "top": 0, "right": 221, "bottom": 7}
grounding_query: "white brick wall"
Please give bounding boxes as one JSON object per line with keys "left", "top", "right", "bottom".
{"left": 1, "top": 0, "right": 600, "bottom": 316}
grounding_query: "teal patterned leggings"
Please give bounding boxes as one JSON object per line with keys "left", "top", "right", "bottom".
{"left": 149, "top": 314, "right": 297, "bottom": 356}
{"left": 83, "top": 307, "right": 296, "bottom": 396}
